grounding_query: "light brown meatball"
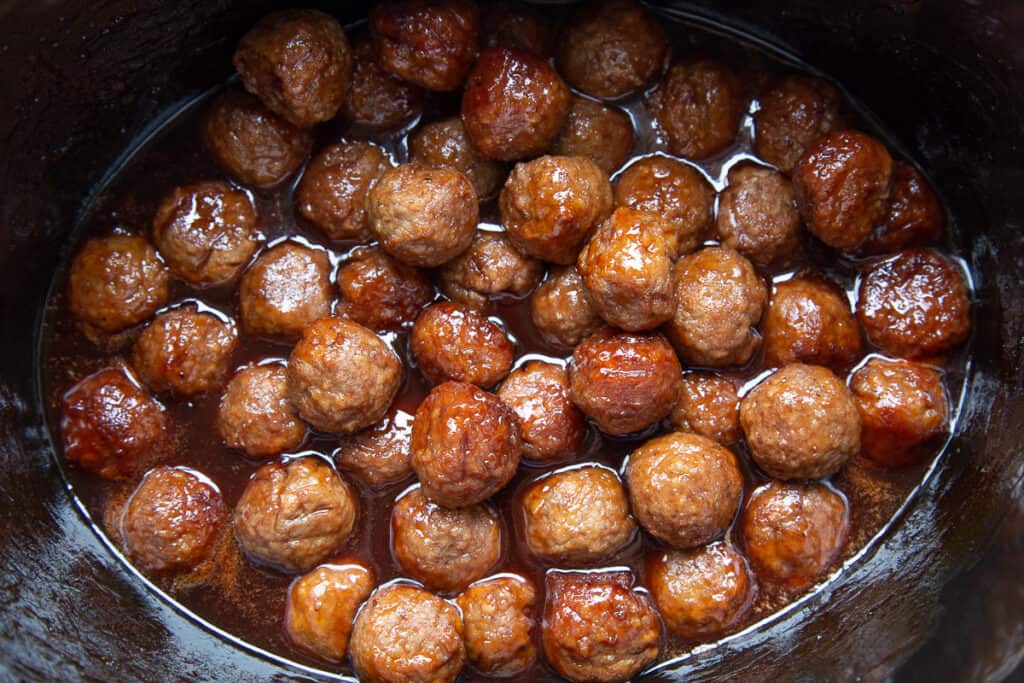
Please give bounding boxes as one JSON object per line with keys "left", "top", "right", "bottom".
{"left": 457, "top": 575, "right": 537, "bottom": 676}
{"left": 857, "top": 248, "right": 971, "bottom": 359}
{"left": 716, "top": 163, "right": 801, "bottom": 266}
{"left": 552, "top": 96, "right": 635, "bottom": 175}
{"left": 497, "top": 361, "right": 585, "bottom": 462}
{"left": 439, "top": 230, "right": 543, "bottom": 309}
{"left": 862, "top": 163, "right": 944, "bottom": 254}
{"left": 529, "top": 266, "right": 603, "bottom": 349}
{"left": 753, "top": 75, "right": 843, "bottom": 173}
{"left": 410, "top": 302, "right": 515, "bottom": 388}
{"left": 285, "top": 561, "right": 375, "bottom": 662}
{"left": 480, "top": 1, "right": 549, "bottom": 55}
{"left": 335, "top": 408, "right": 414, "bottom": 487}
{"left": 740, "top": 363, "right": 860, "bottom": 480}
{"left": 410, "top": 381, "right": 523, "bottom": 507}
{"left": 343, "top": 37, "right": 424, "bottom": 129}
{"left": 409, "top": 117, "right": 505, "bottom": 200}
{"left": 152, "top": 181, "right": 260, "bottom": 286}
{"left": 461, "top": 47, "right": 570, "bottom": 162}
{"left": 287, "top": 317, "right": 402, "bottom": 434}
{"left": 391, "top": 487, "right": 501, "bottom": 593}
{"left": 670, "top": 373, "right": 741, "bottom": 445}
{"left": 239, "top": 241, "right": 333, "bottom": 340}
{"left": 762, "top": 275, "right": 862, "bottom": 371}
{"left": 234, "top": 9, "right": 352, "bottom": 128}
{"left": 543, "top": 570, "right": 661, "bottom": 683}
{"left": 233, "top": 457, "right": 357, "bottom": 573}
{"left": 500, "top": 155, "right": 613, "bottom": 265}
{"left": 218, "top": 364, "right": 306, "bottom": 459}
{"left": 336, "top": 245, "right": 435, "bottom": 332}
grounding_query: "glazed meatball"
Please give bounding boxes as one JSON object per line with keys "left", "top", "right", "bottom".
{"left": 239, "top": 241, "right": 333, "bottom": 340}
{"left": 529, "top": 266, "right": 603, "bottom": 349}
{"left": 543, "top": 570, "right": 661, "bottom": 683}
{"left": 410, "top": 302, "right": 515, "bottom": 388}
{"left": 716, "top": 163, "right": 801, "bottom": 266}
{"left": 552, "top": 96, "right": 635, "bottom": 175}
{"left": 577, "top": 207, "right": 676, "bottom": 331}
{"left": 287, "top": 317, "right": 402, "bottom": 434}
{"left": 218, "top": 364, "right": 306, "bottom": 459}
{"left": 409, "top": 117, "right": 505, "bottom": 200}
{"left": 234, "top": 457, "right": 357, "bottom": 572}
{"left": 343, "top": 37, "right": 424, "bottom": 129}
{"left": 740, "top": 363, "right": 860, "bottom": 480}
{"left": 850, "top": 358, "right": 949, "bottom": 468}
{"left": 440, "top": 230, "right": 543, "bottom": 309}
{"left": 857, "top": 249, "right": 971, "bottom": 359}
{"left": 336, "top": 245, "right": 435, "bottom": 332}
{"left": 862, "top": 163, "right": 944, "bottom": 254}
{"left": 740, "top": 481, "right": 849, "bottom": 588}
{"left": 367, "top": 163, "right": 478, "bottom": 267}
{"left": 753, "top": 75, "right": 843, "bottom": 173}
{"left": 627, "top": 432, "right": 743, "bottom": 548}
{"left": 792, "top": 129, "right": 893, "bottom": 251}
{"left": 762, "top": 275, "right": 862, "bottom": 370}
{"left": 668, "top": 246, "right": 766, "bottom": 368}
{"left": 67, "top": 234, "right": 170, "bottom": 342}
{"left": 497, "top": 361, "right": 585, "bottom": 462}
{"left": 335, "top": 408, "right": 414, "bottom": 487}
{"left": 500, "top": 155, "right": 613, "bottom": 264}
{"left": 234, "top": 10, "right": 352, "bottom": 128}
{"left": 285, "top": 561, "right": 375, "bottom": 662}
{"left": 457, "top": 574, "right": 537, "bottom": 676}
{"left": 569, "top": 328, "right": 682, "bottom": 436}
{"left": 670, "top": 373, "right": 741, "bottom": 445}
{"left": 522, "top": 465, "right": 636, "bottom": 564}
{"left": 480, "top": 1, "right": 549, "bottom": 55}
{"left": 410, "top": 381, "right": 523, "bottom": 507}
{"left": 152, "top": 181, "right": 260, "bottom": 286}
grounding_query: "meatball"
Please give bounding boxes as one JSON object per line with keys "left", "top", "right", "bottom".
{"left": 343, "top": 37, "right": 424, "bottom": 129}
{"left": 740, "top": 363, "right": 860, "bottom": 480}
{"left": 285, "top": 561, "right": 375, "bottom": 662}
{"left": 850, "top": 358, "right": 949, "bottom": 468}
{"left": 439, "top": 230, "right": 543, "bottom": 309}
{"left": 792, "top": 129, "right": 893, "bottom": 251}
{"left": 335, "top": 408, "right": 414, "bottom": 487}
{"left": 287, "top": 317, "right": 402, "bottom": 434}
{"left": 857, "top": 248, "right": 971, "bottom": 359}
{"left": 500, "top": 155, "right": 613, "bottom": 264}
{"left": 529, "top": 265, "right": 603, "bottom": 349}
{"left": 462, "top": 47, "right": 571, "bottom": 161}
{"left": 336, "top": 245, "right": 435, "bottom": 332}
{"left": 762, "top": 275, "right": 862, "bottom": 371}
{"left": 233, "top": 457, "right": 357, "bottom": 573}
{"left": 668, "top": 247, "right": 766, "bottom": 368}
{"left": 522, "top": 465, "right": 636, "bottom": 564}
{"left": 239, "top": 241, "right": 333, "bottom": 340}
{"left": 862, "top": 163, "right": 944, "bottom": 254}
{"left": 552, "top": 96, "right": 635, "bottom": 175}
{"left": 218, "top": 364, "right": 306, "bottom": 459}
{"left": 367, "top": 163, "right": 478, "bottom": 267}
{"left": 456, "top": 574, "right": 537, "bottom": 676}
{"left": 740, "top": 481, "right": 849, "bottom": 588}
{"left": 716, "top": 163, "right": 801, "bottom": 266}
{"left": 480, "top": 1, "right": 549, "bottom": 55}
{"left": 234, "top": 9, "right": 352, "bottom": 128}
{"left": 569, "top": 328, "right": 682, "bottom": 436}
{"left": 152, "top": 180, "right": 260, "bottom": 286}
{"left": 671, "top": 373, "right": 741, "bottom": 446}
{"left": 410, "top": 302, "right": 515, "bottom": 388}
{"left": 497, "top": 361, "right": 585, "bottom": 463}
{"left": 542, "top": 570, "right": 661, "bottom": 683}
{"left": 410, "top": 381, "right": 523, "bottom": 507}
{"left": 753, "top": 75, "right": 843, "bottom": 173}
{"left": 67, "top": 234, "right": 170, "bottom": 342}
{"left": 409, "top": 117, "right": 505, "bottom": 200}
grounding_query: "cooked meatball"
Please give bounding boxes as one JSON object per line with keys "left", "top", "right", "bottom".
{"left": 343, "top": 37, "right": 424, "bottom": 129}
{"left": 753, "top": 75, "right": 843, "bottom": 173}
{"left": 569, "top": 328, "right": 682, "bottom": 436}
{"left": 335, "top": 408, "right": 414, "bottom": 487}
{"left": 410, "top": 381, "right": 523, "bottom": 507}
{"left": 409, "top": 117, "right": 505, "bottom": 200}
{"left": 218, "top": 364, "right": 306, "bottom": 459}
{"left": 670, "top": 373, "right": 741, "bottom": 445}
{"left": 285, "top": 561, "right": 375, "bottom": 662}
{"left": 552, "top": 96, "right": 635, "bottom": 175}
{"left": 480, "top": 1, "right": 549, "bottom": 55}
{"left": 862, "top": 163, "right": 944, "bottom": 254}
{"left": 336, "top": 245, "right": 435, "bottom": 332}
{"left": 457, "top": 574, "right": 536, "bottom": 676}
{"left": 233, "top": 457, "right": 357, "bottom": 573}
{"left": 410, "top": 302, "right": 515, "bottom": 388}
{"left": 500, "top": 155, "right": 613, "bottom": 264}
{"left": 668, "top": 246, "right": 766, "bottom": 368}
{"left": 857, "top": 249, "right": 970, "bottom": 359}
{"left": 439, "top": 230, "right": 543, "bottom": 309}
{"left": 239, "top": 241, "right": 333, "bottom": 340}
{"left": 234, "top": 9, "right": 352, "bottom": 128}
{"left": 740, "top": 363, "right": 860, "bottom": 480}
{"left": 529, "top": 265, "right": 603, "bottom": 349}
{"left": 497, "top": 361, "right": 585, "bottom": 462}
{"left": 716, "top": 163, "right": 801, "bottom": 266}
{"left": 762, "top": 275, "right": 862, "bottom": 370}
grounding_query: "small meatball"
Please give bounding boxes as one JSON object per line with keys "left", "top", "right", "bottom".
{"left": 285, "top": 561, "right": 375, "bottom": 662}
{"left": 234, "top": 457, "right": 357, "bottom": 572}
{"left": 850, "top": 358, "right": 949, "bottom": 468}
{"left": 669, "top": 247, "right": 766, "bottom": 368}
{"left": 336, "top": 246, "right": 435, "bottom": 332}
{"left": 409, "top": 117, "right": 505, "bottom": 200}
{"left": 859, "top": 248, "right": 971, "bottom": 359}
{"left": 67, "top": 234, "right": 170, "bottom": 342}
{"left": 862, "top": 163, "right": 944, "bottom": 254}
{"left": 529, "top": 266, "right": 603, "bottom": 349}
{"left": 740, "top": 363, "right": 860, "bottom": 480}
{"left": 218, "top": 364, "right": 306, "bottom": 459}
{"left": 740, "top": 481, "right": 849, "bottom": 588}
{"left": 234, "top": 10, "right": 352, "bottom": 128}
{"left": 552, "top": 96, "right": 635, "bottom": 175}
{"left": 239, "top": 241, "right": 333, "bottom": 340}
{"left": 500, "top": 155, "right": 613, "bottom": 264}
{"left": 716, "top": 163, "right": 801, "bottom": 266}
{"left": 335, "top": 408, "right": 414, "bottom": 487}
{"left": 670, "top": 373, "right": 741, "bottom": 445}
{"left": 152, "top": 181, "right": 260, "bottom": 286}
{"left": 439, "top": 230, "right": 543, "bottom": 309}
{"left": 497, "top": 361, "right": 585, "bottom": 462}
{"left": 753, "top": 75, "right": 843, "bottom": 173}
{"left": 343, "top": 37, "right": 424, "bottom": 129}
{"left": 410, "top": 381, "right": 523, "bottom": 507}
{"left": 457, "top": 575, "right": 537, "bottom": 676}
{"left": 543, "top": 570, "right": 660, "bottom": 683}
{"left": 521, "top": 465, "right": 636, "bottom": 564}
{"left": 762, "top": 275, "right": 862, "bottom": 371}
{"left": 410, "top": 302, "right": 515, "bottom": 388}
{"left": 480, "top": 1, "right": 549, "bottom": 55}
{"left": 569, "top": 328, "right": 682, "bottom": 436}
{"left": 792, "top": 129, "right": 893, "bottom": 251}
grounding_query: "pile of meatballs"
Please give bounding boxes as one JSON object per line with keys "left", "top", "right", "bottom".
{"left": 55, "top": 1, "right": 972, "bottom": 681}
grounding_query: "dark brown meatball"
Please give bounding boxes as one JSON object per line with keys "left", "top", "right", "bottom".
{"left": 500, "top": 155, "right": 613, "bottom": 264}
{"left": 862, "top": 163, "right": 944, "bottom": 255}
{"left": 440, "top": 230, "right": 543, "bottom": 309}
{"left": 285, "top": 560, "right": 375, "bottom": 662}
{"left": 239, "top": 241, "right": 333, "bottom": 340}
{"left": 529, "top": 266, "right": 603, "bottom": 349}
{"left": 410, "top": 302, "right": 515, "bottom": 388}
{"left": 762, "top": 275, "right": 862, "bottom": 371}
{"left": 753, "top": 75, "right": 843, "bottom": 173}
{"left": 497, "top": 361, "right": 585, "bottom": 463}
{"left": 409, "top": 117, "right": 505, "bottom": 200}
{"left": 218, "top": 364, "right": 306, "bottom": 459}
{"left": 234, "top": 10, "right": 352, "bottom": 128}
{"left": 480, "top": 1, "right": 549, "bottom": 55}
{"left": 716, "top": 163, "right": 801, "bottom": 266}
{"left": 552, "top": 96, "right": 635, "bottom": 175}
{"left": 335, "top": 408, "right": 414, "bottom": 487}
{"left": 670, "top": 373, "right": 741, "bottom": 446}
{"left": 462, "top": 48, "right": 571, "bottom": 161}
{"left": 287, "top": 317, "right": 402, "bottom": 434}
{"left": 456, "top": 574, "right": 537, "bottom": 676}
{"left": 857, "top": 249, "right": 971, "bottom": 359}
{"left": 410, "top": 381, "right": 523, "bottom": 507}
{"left": 343, "top": 37, "right": 424, "bottom": 129}
{"left": 740, "top": 363, "right": 860, "bottom": 480}
{"left": 336, "top": 245, "right": 435, "bottom": 332}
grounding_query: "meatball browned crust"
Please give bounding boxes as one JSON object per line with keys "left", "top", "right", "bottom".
{"left": 218, "top": 364, "right": 307, "bottom": 459}
{"left": 439, "top": 230, "right": 543, "bottom": 309}
{"left": 715, "top": 163, "right": 801, "bottom": 266}
{"left": 862, "top": 162, "right": 944, "bottom": 255}
{"left": 457, "top": 574, "right": 537, "bottom": 676}
{"left": 336, "top": 245, "right": 435, "bottom": 332}
{"left": 529, "top": 265, "right": 603, "bottom": 349}
{"left": 552, "top": 96, "right": 635, "bottom": 175}
{"left": 497, "top": 361, "right": 585, "bottom": 463}
{"left": 410, "top": 302, "right": 515, "bottom": 388}
{"left": 670, "top": 373, "right": 741, "bottom": 445}
{"left": 239, "top": 241, "right": 334, "bottom": 340}
{"left": 285, "top": 560, "right": 375, "bottom": 662}
{"left": 335, "top": 408, "right": 414, "bottom": 487}
{"left": 480, "top": 1, "right": 549, "bottom": 55}
{"left": 409, "top": 117, "right": 505, "bottom": 200}
{"left": 753, "top": 75, "right": 843, "bottom": 173}
{"left": 762, "top": 275, "right": 862, "bottom": 371}
{"left": 343, "top": 37, "right": 424, "bottom": 129}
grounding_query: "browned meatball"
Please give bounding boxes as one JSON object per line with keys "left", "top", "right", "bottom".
{"left": 218, "top": 364, "right": 306, "bottom": 459}
{"left": 792, "top": 129, "right": 893, "bottom": 251}
{"left": 521, "top": 465, "right": 636, "bottom": 564}
{"left": 335, "top": 408, "right": 414, "bottom": 487}
{"left": 529, "top": 265, "right": 603, "bottom": 349}
{"left": 500, "top": 155, "right": 613, "bottom": 264}
{"left": 457, "top": 574, "right": 537, "bottom": 676}
{"left": 234, "top": 457, "right": 357, "bottom": 573}
{"left": 497, "top": 361, "right": 585, "bottom": 462}
{"left": 552, "top": 96, "right": 635, "bottom": 175}
{"left": 480, "top": 1, "right": 549, "bottom": 55}
{"left": 670, "top": 373, "right": 741, "bottom": 445}
{"left": 857, "top": 249, "right": 971, "bottom": 359}
{"left": 239, "top": 241, "right": 333, "bottom": 340}
{"left": 669, "top": 247, "right": 766, "bottom": 368}
{"left": 543, "top": 570, "right": 661, "bottom": 683}
{"left": 152, "top": 181, "right": 260, "bottom": 286}
{"left": 740, "top": 363, "right": 860, "bottom": 480}
{"left": 343, "top": 37, "right": 424, "bottom": 129}
{"left": 410, "top": 381, "right": 523, "bottom": 507}
{"left": 716, "top": 163, "right": 801, "bottom": 266}
{"left": 753, "top": 75, "right": 843, "bottom": 173}
{"left": 336, "top": 245, "right": 435, "bottom": 332}
{"left": 410, "top": 302, "right": 515, "bottom": 388}
{"left": 409, "top": 117, "right": 505, "bottom": 200}
{"left": 741, "top": 481, "right": 849, "bottom": 588}
{"left": 862, "top": 163, "right": 944, "bottom": 254}
{"left": 234, "top": 10, "right": 352, "bottom": 128}
{"left": 462, "top": 48, "right": 571, "bottom": 161}
{"left": 285, "top": 560, "right": 375, "bottom": 662}
{"left": 762, "top": 275, "right": 862, "bottom": 371}
{"left": 367, "top": 163, "right": 478, "bottom": 267}
{"left": 439, "top": 230, "right": 543, "bottom": 309}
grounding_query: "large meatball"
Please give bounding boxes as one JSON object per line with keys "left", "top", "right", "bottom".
{"left": 456, "top": 574, "right": 537, "bottom": 676}
{"left": 335, "top": 408, "right": 414, "bottom": 487}
{"left": 497, "top": 361, "right": 585, "bottom": 463}
{"left": 285, "top": 560, "right": 375, "bottom": 662}
{"left": 336, "top": 245, "right": 435, "bottom": 332}
{"left": 481, "top": 1, "right": 549, "bottom": 55}
{"left": 716, "top": 163, "right": 801, "bottom": 266}
{"left": 409, "top": 117, "right": 505, "bottom": 200}
{"left": 862, "top": 163, "right": 944, "bottom": 254}
{"left": 762, "top": 275, "right": 862, "bottom": 370}
{"left": 343, "top": 37, "right": 424, "bottom": 129}
{"left": 410, "top": 302, "right": 515, "bottom": 388}
{"left": 218, "top": 364, "right": 307, "bottom": 459}
{"left": 552, "top": 96, "right": 635, "bottom": 175}
{"left": 439, "top": 230, "right": 543, "bottom": 309}
{"left": 239, "top": 241, "right": 333, "bottom": 340}
{"left": 529, "top": 265, "right": 603, "bottom": 349}
{"left": 670, "top": 373, "right": 741, "bottom": 446}
{"left": 753, "top": 75, "right": 843, "bottom": 173}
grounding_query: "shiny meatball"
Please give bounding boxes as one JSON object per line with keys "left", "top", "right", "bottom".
{"left": 753, "top": 75, "right": 843, "bottom": 173}
{"left": 762, "top": 275, "right": 862, "bottom": 370}
{"left": 529, "top": 265, "right": 603, "bottom": 349}
{"left": 552, "top": 96, "right": 635, "bottom": 175}
{"left": 409, "top": 117, "right": 505, "bottom": 200}
{"left": 335, "top": 408, "right": 414, "bottom": 487}
{"left": 410, "top": 302, "right": 515, "bottom": 388}
{"left": 670, "top": 373, "right": 741, "bottom": 445}
{"left": 481, "top": 1, "right": 549, "bottom": 55}
{"left": 497, "top": 361, "right": 585, "bottom": 463}
{"left": 862, "top": 163, "right": 944, "bottom": 254}
{"left": 218, "top": 364, "right": 306, "bottom": 459}
{"left": 440, "top": 230, "right": 542, "bottom": 309}
{"left": 500, "top": 155, "right": 613, "bottom": 264}
{"left": 239, "top": 241, "right": 333, "bottom": 340}
{"left": 343, "top": 37, "right": 423, "bottom": 129}
{"left": 740, "top": 363, "right": 860, "bottom": 480}
{"left": 285, "top": 561, "right": 375, "bottom": 662}
{"left": 336, "top": 245, "right": 435, "bottom": 332}
{"left": 457, "top": 574, "right": 537, "bottom": 676}
{"left": 716, "top": 163, "right": 801, "bottom": 266}
{"left": 410, "top": 381, "right": 523, "bottom": 507}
